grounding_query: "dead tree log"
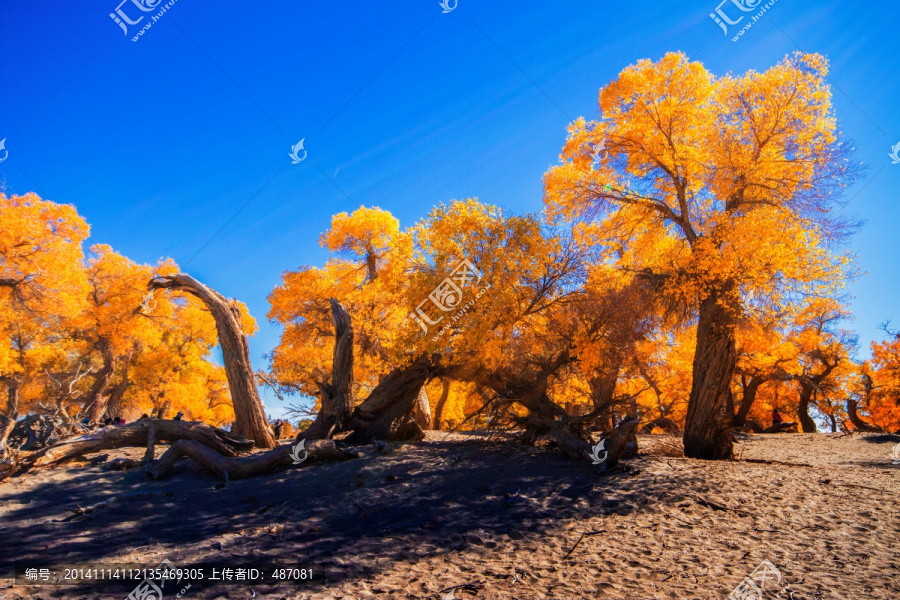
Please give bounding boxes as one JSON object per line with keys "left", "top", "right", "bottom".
{"left": 11, "top": 419, "right": 253, "bottom": 476}
{"left": 847, "top": 398, "right": 883, "bottom": 433}
{"left": 146, "top": 439, "right": 355, "bottom": 481}
{"left": 149, "top": 274, "right": 275, "bottom": 448}
{"left": 299, "top": 299, "right": 354, "bottom": 441}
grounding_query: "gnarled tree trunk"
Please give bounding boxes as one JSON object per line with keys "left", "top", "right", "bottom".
{"left": 149, "top": 274, "right": 275, "bottom": 448}
{"left": 684, "top": 287, "right": 738, "bottom": 459}
{"left": 300, "top": 299, "right": 354, "bottom": 441}
{"left": 86, "top": 338, "right": 116, "bottom": 422}
{"left": 105, "top": 353, "right": 132, "bottom": 419}
{"left": 846, "top": 398, "right": 882, "bottom": 433}
{"left": 640, "top": 417, "right": 680, "bottom": 435}
{"left": 346, "top": 354, "right": 439, "bottom": 442}
{"left": 433, "top": 377, "right": 451, "bottom": 430}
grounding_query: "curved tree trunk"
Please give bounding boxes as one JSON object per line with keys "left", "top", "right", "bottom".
{"left": 846, "top": 398, "right": 882, "bottom": 433}
{"left": 299, "top": 299, "right": 354, "bottom": 441}
{"left": 433, "top": 377, "right": 451, "bottom": 430}
{"left": 796, "top": 385, "right": 817, "bottom": 433}
{"left": 149, "top": 274, "right": 275, "bottom": 448}
{"left": 86, "top": 338, "right": 116, "bottom": 422}
{"left": 684, "top": 288, "right": 738, "bottom": 459}
{"left": 414, "top": 385, "right": 432, "bottom": 430}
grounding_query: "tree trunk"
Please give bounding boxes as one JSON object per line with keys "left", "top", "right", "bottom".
{"left": 86, "top": 338, "right": 116, "bottom": 422}
{"left": 105, "top": 354, "right": 132, "bottom": 419}
{"left": 433, "top": 377, "right": 451, "bottom": 430}
{"left": 846, "top": 398, "right": 882, "bottom": 432}
{"left": 0, "top": 378, "right": 21, "bottom": 454}
{"left": 346, "top": 355, "right": 438, "bottom": 442}
{"left": 149, "top": 274, "right": 275, "bottom": 448}
{"left": 797, "top": 384, "right": 817, "bottom": 433}
{"left": 733, "top": 376, "right": 763, "bottom": 427}
{"left": 299, "top": 299, "right": 354, "bottom": 441}
{"left": 414, "top": 385, "right": 432, "bottom": 430}
{"left": 588, "top": 368, "right": 619, "bottom": 432}
{"left": 684, "top": 287, "right": 738, "bottom": 460}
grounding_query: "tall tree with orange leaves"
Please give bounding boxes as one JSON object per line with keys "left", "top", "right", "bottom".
{"left": 544, "top": 52, "right": 857, "bottom": 458}
{"left": 0, "top": 193, "right": 90, "bottom": 451}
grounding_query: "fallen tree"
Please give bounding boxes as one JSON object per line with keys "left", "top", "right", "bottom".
{"left": 149, "top": 274, "right": 276, "bottom": 448}
{"left": 8, "top": 418, "right": 253, "bottom": 477}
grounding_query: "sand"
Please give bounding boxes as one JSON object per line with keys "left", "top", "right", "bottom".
{"left": 0, "top": 431, "right": 897, "bottom": 599}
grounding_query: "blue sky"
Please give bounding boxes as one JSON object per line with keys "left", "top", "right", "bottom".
{"left": 1, "top": 0, "right": 898, "bottom": 417}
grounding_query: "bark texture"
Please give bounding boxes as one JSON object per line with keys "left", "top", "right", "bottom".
{"left": 149, "top": 274, "right": 275, "bottom": 448}
{"left": 86, "top": 338, "right": 115, "bottom": 422}
{"left": 684, "top": 288, "right": 737, "bottom": 460}
{"left": 301, "top": 299, "right": 354, "bottom": 441}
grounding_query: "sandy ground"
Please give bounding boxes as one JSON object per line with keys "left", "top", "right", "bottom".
{"left": 0, "top": 431, "right": 897, "bottom": 600}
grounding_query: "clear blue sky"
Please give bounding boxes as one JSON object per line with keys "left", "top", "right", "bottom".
{"left": 1, "top": 0, "right": 898, "bottom": 417}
